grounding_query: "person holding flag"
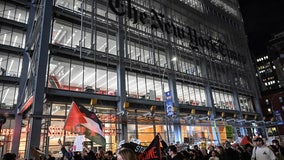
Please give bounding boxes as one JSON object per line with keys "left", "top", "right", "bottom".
{"left": 119, "top": 134, "right": 163, "bottom": 160}
{"left": 64, "top": 101, "right": 106, "bottom": 146}
{"left": 58, "top": 139, "right": 73, "bottom": 160}
{"left": 137, "top": 135, "right": 162, "bottom": 160}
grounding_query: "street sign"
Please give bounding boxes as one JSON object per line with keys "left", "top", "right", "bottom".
{"left": 165, "top": 91, "right": 174, "bottom": 117}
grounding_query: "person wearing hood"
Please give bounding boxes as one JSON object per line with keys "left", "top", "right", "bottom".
{"left": 251, "top": 137, "right": 276, "bottom": 160}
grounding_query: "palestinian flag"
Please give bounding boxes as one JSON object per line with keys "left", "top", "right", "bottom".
{"left": 64, "top": 101, "right": 106, "bottom": 146}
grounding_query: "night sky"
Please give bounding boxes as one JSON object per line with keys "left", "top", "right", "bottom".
{"left": 238, "top": 0, "right": 284, "bottom": 57}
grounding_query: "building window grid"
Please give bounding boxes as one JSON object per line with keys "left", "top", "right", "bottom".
{"left": 176, "top": 82, "right": 206, "bottom": 106}
{"left": 0, "top": 1, "right": 29, "bottom": 24}
{"left": 70, "top": 61, "right": 83, "bottom": 91}
{"left": 0, "top": 118, "right": 15, "bottom": 154}
{"left": 209, "top": 61, "right": 217, "bottom": 82}
{"left": 0, "top": 83, "right": 18, "bottom": 109}
{"left": 126, "top": 72, "right": 137, "bottom": 98}
{"left": 153, "top": 32, "right": 161, "bottom": 66}
{"left": 199, "top": 24, "right": 241, "bottom": 66}
{"left": 179, "top": 0, "right": 204, "bottom": 13}
{"left": 192, "top": 85, "right": 199, "bottom": 105}
{"left": 134, "top": 0, "right": 149, "bottom": 8}
{"left": 55, "top": 0, "right": 117, "bottom": 21}
{"left": 49, "top": 56, "right": 117, "bottom": 94}
{"left": 183, "top": 84, "right": 190, "bottom": 104}
{"left": 240, "top": 74, "right": 250, "bottom": 90}
{"left": 238, "top": 95, "right": 254, "bottom": 112}
{"left": 136, "top": 28, "right": 142, "bottom": 61}
{"left": 212, "top": 89, "right": 235, "bottom": 110}
{"left": 169, "top": 41, "right": 202, "bottom": 77}
{"left": 0, "top": 26, "right": 26, "bottom": 48}
{"left": 122, "top": 5, "right": 209, "bottom": 70}
{"left": 217, "top": 64, "right": 227, "bottom": 84}
{"left": 137, "top": 75, "right": 144, "bottom": 98}
{"left": 0, "top": 0, "right": 251, "bottom": 104}
{"left": 53, "top": 2, "right": 245, "bottom": 73}
{"left": 155, "top": 77, "right": 164, "bottom": 101}
{"left": 208, "top": 0, "right": 239, "bottom": 18}
{"left": 0, "top": 52, "right": 22, "bottom": 77}
{"left": 63, "top": 0, "right": 227, "bottom": 68}
{"left": 176, "top": 83, "right": 184, "bottom": 103}
{"left": 0, "top": 0, "right": 264, "bottom": 157}
{"left": 52, "top": 18, "right": 117, "bottom": 55}
{"left": 125, "top": 72, "right": 167, "bottom": 101}
{"left": 174, "top": 23, "right": 241, "bottom": 69}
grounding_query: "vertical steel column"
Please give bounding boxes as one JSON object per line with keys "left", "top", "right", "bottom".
{"left": 169, "top": 71, "right": 182, "bottom": 143}
{"left": 11, "top": 114, "right": 22, "bottom": 155}
{"left": 232, "top": 90, "right": 246, "bottom": 138}
{"left": 116, "top": 3, "right": 127, "bottom": 143}
{"left": 200, "top": 58, "right": 221, "bottom": 144}
{"left": 25, "top": 0, "right": 53, "bottom": 158}
{"left": 161, "top": 67, "right": 170, "bottom": 143}
{"left": 11, "top": 0, "right": 35, "bottom": 155}
{"left": 162, "top": 2, "right": 182, "bottom": 144}
{"left": 199, "top": 59, "right": 209, "bottom": 107}
{"left": 205, "top": 85, "right": 221, "bottom": 144}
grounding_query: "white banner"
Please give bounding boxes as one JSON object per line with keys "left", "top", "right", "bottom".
{"left": 73, "top": 135, "right": 85, "bottom": 151}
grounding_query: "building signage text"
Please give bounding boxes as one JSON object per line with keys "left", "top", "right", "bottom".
{"left": 109, "top": 0, "right": 246, "bottom": 64}
{"left": 48, "top": 126, "right": 116, "bottom": 137}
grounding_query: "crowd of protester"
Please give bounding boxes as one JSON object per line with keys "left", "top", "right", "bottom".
{"left": 156, "top": 135, "right": 284, "bottom": 160}
{"left": 2, "top": 135, "right": 284, "bottom": 160}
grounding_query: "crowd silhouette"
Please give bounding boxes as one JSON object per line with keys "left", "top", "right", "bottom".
{"left": 2, "top": 135, "right": 284, "bottom": 160}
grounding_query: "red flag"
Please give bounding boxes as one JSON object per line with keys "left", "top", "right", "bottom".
{"left": 64, "top": 102, "right": 87, "bottom": 131}
{"left": 138, "top": 135, "right": 162, "bottom": 160}
{"left": 240, "top": 136, "right": 250, "bottom": 146}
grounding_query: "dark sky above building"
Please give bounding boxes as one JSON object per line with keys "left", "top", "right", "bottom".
{"left": 238, "top": 0, "right": 284, "bottom": 57}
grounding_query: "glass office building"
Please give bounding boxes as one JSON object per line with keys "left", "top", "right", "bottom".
{"left": 0, "top": 0, "right": 265, "bottom": 159}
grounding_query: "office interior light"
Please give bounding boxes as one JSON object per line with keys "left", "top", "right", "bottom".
{"left": 90, "top": 98, "right": 97, "bottom": 105}
{"left": 221, "top": 112, "right": 225, "bottom": 118}
{"left": 150, "top": 105, "right": 156, "bottom": 112}
{"left": 190, "top": 109, "right": 196, "bottom": 115}
{"left": 207, "top": 111, "right": 212, "bottom": 116}
{"left": 123, "top": 102, "right": 129, "bottom": 109}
